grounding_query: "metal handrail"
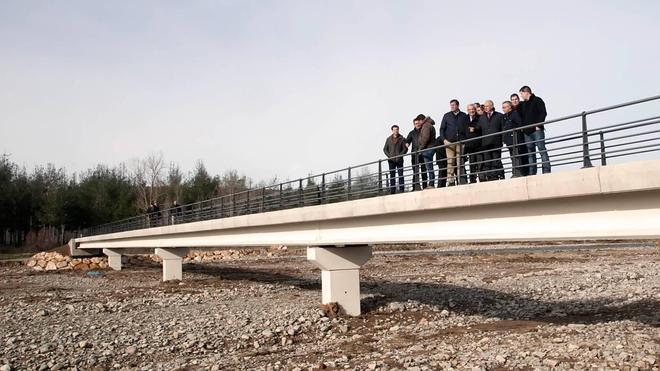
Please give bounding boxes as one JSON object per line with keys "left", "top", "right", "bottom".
{"left": 81, "top": 94, "right": 660, "bottom": 236}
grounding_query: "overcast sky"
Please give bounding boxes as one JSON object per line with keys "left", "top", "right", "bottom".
{"left": 1, "top": 1, "right": 659, "bottom": 182}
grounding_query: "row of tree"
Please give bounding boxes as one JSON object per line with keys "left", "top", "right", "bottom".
{"left": 1, "top": 152, "right": 382, "bottom": 248}
{"left": 0, "top": 153, "right": 254, "bottom": 247}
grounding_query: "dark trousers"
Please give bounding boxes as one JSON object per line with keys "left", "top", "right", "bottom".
{"left": 465, "top": 146, "right": 482, "bottom": 183}
{"left": 388, "top": 161, "right": 404, "bottom": 194}
{"left": 435, "top": 147, "right": 447, "bottom": 188}
{"left": 459, "top": 155, "right": 468, "bottom": 184}
{"left": 506, "top": 131, "right": 529, "bottom": 177}
{"left": 411, "top": 154, "right": 427, "bottom": 190}
{"left": 481, "top": 145, "right": 504, "bottom": 182}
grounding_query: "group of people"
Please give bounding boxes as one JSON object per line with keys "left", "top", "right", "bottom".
{"left": 383, "top": 85, "right": 551, "bottom": 193}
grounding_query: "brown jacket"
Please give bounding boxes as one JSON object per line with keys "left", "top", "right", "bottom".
{"left": 383, "top": 134, "right": 408, "bottom": 162}
{"left": 418, "top": 117, "right": 436, "bottom": 150}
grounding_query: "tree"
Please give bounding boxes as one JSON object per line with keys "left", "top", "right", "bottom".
{"left": 130, "top": 152, "right": 165, "bottom": 212}
{"left": 183, "top": 160, "right": 219, "bottom": 204}
{"left": 167, "top": 162, "right": 184, "bottom": 205}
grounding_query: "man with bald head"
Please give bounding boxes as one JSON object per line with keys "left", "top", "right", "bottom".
{"left": 477, "top": 100, "right": 505, "bottom": 181}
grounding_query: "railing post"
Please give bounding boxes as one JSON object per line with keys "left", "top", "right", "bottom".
{"left": 220, "top": 196, "right": 224, "bottom": 218}
{"left": 378, "top": 160, "right": 383, "bottom": 194}
{"left": 599, "top": 131, "right": 607, "bottom": 166}
{"left": 299, "top": 178, "right": 304, "bottom": 207}
{"left": 347, "top": 167, "right": 352, "bottom": 200}
{"left": 279, "top": 183, "right": 283, "bottom": 209}
{"left": 261, "top": 187, "right": 265, "bottom": 212}
{"left": 512, "top": 129, "right": 518, "bottom": 177}
{"left": 246, "top": 190, "right": 250, "bottom": 215}
{"left": 231, "top": 194, "right": 236, "bottom": 217}
{"left": 321, "top": 173, "right": 326, "bottom": 204}
{"left": 581, "top": 112, "right": 593, "bottom": 168}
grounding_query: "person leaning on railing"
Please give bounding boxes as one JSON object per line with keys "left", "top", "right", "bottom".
{"left": 502, "top": 100, "right": 529, "bottom": 177}
{"left": 477, "top": 100, "right": 505, "bottom": 181}
{"left": 383, "top": 124, "right": 408, "bottom": 194}
{"left": 439, "top": 99, "right": 469, "bottom": 186}
{"left": 519, "top": 85, "right": 551, "bottom": 175}
{"left": 405, "top": 119, "right": 427, "bottom": 191}
{"left": 416, "top": 114, "right": 437, "bottom": 189}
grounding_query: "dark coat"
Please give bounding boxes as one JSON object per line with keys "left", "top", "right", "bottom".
{"left": 418, "top": 117, "right": 436, "bottom": 150}
{"left": 502, "top": 110, "right": 523, "bottom": 146}
{"left": 464, "top": 114, "right": 481, "bottom": 151}
{"left": 439, "top": 111, "right": 468, "bottom": 143}
{"left": 383, "top": 134, "right": 408, "bottom": 163}
{"left": 477, "top": 111, "right": 504, "bottom": 148}
{"left": 520, "top": 94, "right": 547, "bottom": 134}
{"left": 406, "top": 128, "right": 420, "bottom": 151}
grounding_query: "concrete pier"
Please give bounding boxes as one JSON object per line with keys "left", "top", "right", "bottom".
{"left": 155, "top": 248, "right": 188, "bottom": 281}
{"left": 307, "top": 245, "right": 373, "bottom": 316}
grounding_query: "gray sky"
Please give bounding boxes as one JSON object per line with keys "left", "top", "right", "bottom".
{"left": 1, "top": 0, "right": 659, "bottom": 182}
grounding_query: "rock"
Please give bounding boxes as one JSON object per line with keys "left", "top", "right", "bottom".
{"left": 543, "top": 359, "right": 559, "bottom": 367}
{"left": 0, "top": 365, "right": 11, "bottom": 371}
{"left": 126, "top": 346, "right": 137, "bottom": 355}
{"left": 319, "top": 302, "right": 340, "bottom": 317}
{"left": 45, "top": 261, "right": 57, "bottom": 271}
{"left": 38, "top": 343, "right": 54, "bottom": 353}
{"left": 440, "top": 309, "right": 450, "bottom": 317}
{"left": 38, "top": 309, "right": 49, "bottom": 316}
{"left": 496, "top": 354, "right": 506, "bottom": 364}
{"left": 78, "top": 340, "right": 91, "bottom": 349}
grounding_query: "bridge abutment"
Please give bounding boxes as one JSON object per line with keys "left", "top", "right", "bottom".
{"left": 307, "top": 245, "right": 372, "bottom": 316}
{"left": 102, "top": 248, "right": 123, "bottom": 271}
{"left": 155, "top": 248, "right": 189, "bottom": 281}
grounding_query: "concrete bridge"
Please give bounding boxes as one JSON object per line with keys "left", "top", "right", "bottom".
{"left": 70, "top": 159, "right": 660, "bottom": 315}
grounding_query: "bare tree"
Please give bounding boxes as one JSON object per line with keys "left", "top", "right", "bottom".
{"left": 130, "top": 152, "right": 165, "bottom": 212}
{"left": 167, "top": 162, "right": 183, "bottom": 206}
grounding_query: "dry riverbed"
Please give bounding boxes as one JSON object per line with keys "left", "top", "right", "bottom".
{"left": 0, "top": 244, "right": 658, "bottom": 370}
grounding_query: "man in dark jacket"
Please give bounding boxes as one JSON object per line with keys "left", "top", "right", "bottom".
{"left": 406, "top": 120, "right": 426, "bottom": 191}
{"left": 510, "top": 93, "right": 522, "bottom": 112}
{"left": 477, "top": 100, "right": 505, "bottom": 181}
{"left": 464, "top": 103, "right": 482, "bottom": 183}
{"left": 383, "top": 125, "right": 408, "bottom": 194}
{"left": 439, "top": 99, "right": 469, "bottom": 186}
{"left": 417, "top": 114, "right": 436, "bottom": 189}
{"left": 502, "top": 101, "right": 529, "bottom": 177}
{"left": 519, "top": 85, "right": 551, "bottom": 174}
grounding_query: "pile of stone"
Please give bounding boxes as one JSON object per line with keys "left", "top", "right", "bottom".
{"left": 184, "top": 245, "right": 289, "bottom": 263}
{"left": 26, "top": 251, "right": 108, "bottom": 271}
{"left": 25, "top": 245, "right": 291, "bottom": 271}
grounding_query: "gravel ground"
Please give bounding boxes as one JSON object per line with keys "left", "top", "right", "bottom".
{"left": 0, "top": 245, "right": 658, "bottom": 370}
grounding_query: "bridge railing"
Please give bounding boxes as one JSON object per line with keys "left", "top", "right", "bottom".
{"left": 81, "top": 95, "right": 660, "bottom": 237}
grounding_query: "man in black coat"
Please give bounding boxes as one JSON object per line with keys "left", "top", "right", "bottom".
{"left": 406, "top": 119, "right": 427, "bottom": 191}
{"left": 439, "top": 99, "right": 469, "bottom": 186}
{"left": 477, "top": 100, "right": 505, "bottom": 181}
{"left": 502, "top": 101, "right": 529, "bottom": 177}
{"left": 519, "top": 85, "right": 551, "bottom": 174}
{"left": 464, "top": 103, "right": 482, "bottom": 183}
{"left": 383, "top": 125, "right": 408, "bottom": 194}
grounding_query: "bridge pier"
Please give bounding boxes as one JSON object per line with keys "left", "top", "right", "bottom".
{"left": 102, "top": 248, "right": 123, "bottom": 271}
{"left": 155, "top": 248, "right": 188, "bottom": 281}
{"left": 307, "top": 245, "right": 372, "bottom": 316}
